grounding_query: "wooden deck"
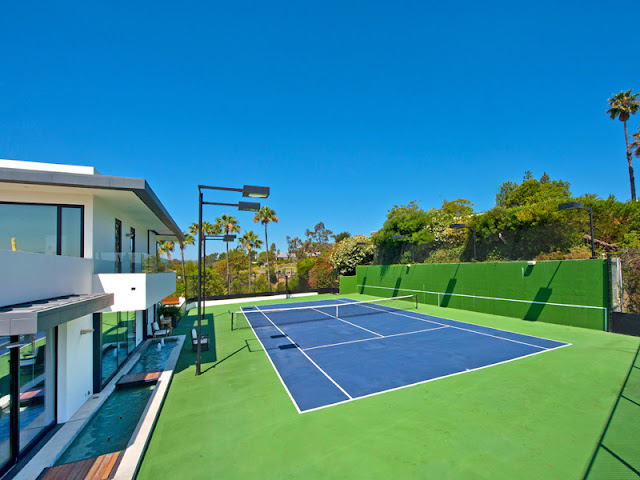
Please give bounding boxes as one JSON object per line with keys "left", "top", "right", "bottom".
{"left": 116, "top": 371, "right": 161, "bottom": 388}
{"left": 38, "top": 451, "right": 122, "bottom": 480}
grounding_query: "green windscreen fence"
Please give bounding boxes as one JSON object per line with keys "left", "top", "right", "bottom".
{"left": 340, "top": 276, "right": 357, "bottom": 295}
{"left": 356, "top": 260, "right": 608, "bottom": 330}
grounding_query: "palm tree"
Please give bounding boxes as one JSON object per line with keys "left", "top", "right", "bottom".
{"left": 215, "top": 214, "right": 241, "bottom": 294}
{"left": 253, "top": 206, "right": 279, "bottom": 292}
{"left": 157, "top": 241, "right": 175, "bottom": 259}
{"left": 239, "top": 231, "right": 263, "bottom": 293}
{"left": 631, "top": 127, "right": 640, "bottom": 160}
{"left": 178, "top": 231, "right": 195, "bottom": 298}
{"left": 188, "top": 221, "right": 219, "bottom": 269}
{"left": 607, "top": 90, "right": 640, "bottom": 200}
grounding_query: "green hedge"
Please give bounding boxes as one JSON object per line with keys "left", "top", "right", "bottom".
{"left": 356, "top": 260, "right": 607, "bottom": 330}
{"left": 339, "top": 275, "right": 357, "bottom": 295}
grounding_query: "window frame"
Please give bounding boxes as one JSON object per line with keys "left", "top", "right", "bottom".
{"left": 0, "top": 201, "right": 84, "bottom": 257}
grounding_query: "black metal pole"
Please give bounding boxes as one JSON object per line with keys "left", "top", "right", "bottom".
{"left": 588, "top": 207, "right": 596, "bottom": 259}
{"left": 286, "top": 275, "right": 289, "bottom": 299}
{"left": 196, "top": 191, "right": 203, "bottom": 376}
{"left": 472, "top": 227, "right": 477, "bottom": 261}
{"left": 203, "top": 234, "right": 206, "bottom": 298}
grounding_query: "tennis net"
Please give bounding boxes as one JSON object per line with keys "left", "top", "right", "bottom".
{"left": 231, "top": 295, "right": 418, "bottom": 330}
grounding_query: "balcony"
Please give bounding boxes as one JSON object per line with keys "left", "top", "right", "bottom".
{"left": 93, "top": 252, "right": 170, "bottom": 274}
{"left": 92, "top": 253, "right": 176, "bottom": 312}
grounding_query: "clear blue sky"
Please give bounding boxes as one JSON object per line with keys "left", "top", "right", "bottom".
{"left": 2, "top": 1, "right": 639, "bottom": 260}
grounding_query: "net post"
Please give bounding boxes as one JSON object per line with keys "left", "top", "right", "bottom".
{"left": 231, "top": 312, "right": 234, "bottom": 330}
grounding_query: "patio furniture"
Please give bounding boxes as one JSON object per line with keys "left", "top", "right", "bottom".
{"left": 191, "top": 328, "right": 209, "bottom": 352}
{"left": 159, "top": 315, "right": 173, "bottom": 334}
{"left": 151, "top": 321, "right": 170, "bottom": 338}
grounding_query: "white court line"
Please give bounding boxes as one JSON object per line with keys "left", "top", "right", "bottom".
{"left": 310, "top": 306, "right": 384, "bottom": 337}
{"left": 303, "top": 326, "right": 449, "bottom": 351}
{"left": 300, "top": 342, "right": 571, "bottom": 413}
{"left": 358, "top": 284, "right": 608, "bottom": 330}
{"left": 242, "top": 309, "right": 303, "bottom": 414}
{"left": 252, "top": 305, "right": 353, "bottom": 400}
{"left": 336, "top": 298, "right": 566, "bottom": 350}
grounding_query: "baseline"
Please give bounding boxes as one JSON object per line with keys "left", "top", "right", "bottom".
{"left": 336, "top": 298, "right": 568, "bottom": 350}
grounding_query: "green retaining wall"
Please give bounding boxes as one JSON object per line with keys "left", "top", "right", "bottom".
{"left": 356, "top": 260, "right": 608, "bottom": 330}
{"left": 339, "top": 275, "right": 357, "bottom": 295}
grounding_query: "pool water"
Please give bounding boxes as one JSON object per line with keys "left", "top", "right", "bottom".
{"left": 55, "top": 385, "right": 154, "bottom": 465}
{"left": 55, "top": 339, "right": 177, "bottom": 466}
{"left": 129, "top": 339, "right": 176, "bottom": 374}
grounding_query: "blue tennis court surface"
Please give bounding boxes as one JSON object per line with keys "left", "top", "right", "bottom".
{"left": 242, "top": 297, "right": 570, "bottom": 413}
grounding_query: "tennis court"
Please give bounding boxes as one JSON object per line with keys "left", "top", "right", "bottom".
{"left": 235, "top": 296, "right": 569, "bottom": 412}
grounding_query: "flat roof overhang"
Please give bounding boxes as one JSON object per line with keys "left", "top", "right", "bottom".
{"left": 0, "top": 294, "right": 114, "bottom": 335}
{"left": 0, "top": 167, "right": 184, "bottom": 241}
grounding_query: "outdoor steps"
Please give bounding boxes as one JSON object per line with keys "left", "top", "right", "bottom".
{"left": 116, "top": 371, "right": 161, "bottom": 389}
{"left": 37, "top": 451, "right": 122, "bottom": 480}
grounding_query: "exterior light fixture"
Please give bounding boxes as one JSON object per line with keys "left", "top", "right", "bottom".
{"left": 449, "top": 224, "right": 477, "bottom": 261}
{"left": 558, "top": 202, "right": 596, "bottom": 259}
{"left": 242, "top": 185, "right": 270, "bottom": 198}
{"left": 195, "top": 183, "right": 271, "bottom": 376}
{"left": 238, "top": 201, "right": 261, "bottom": 212}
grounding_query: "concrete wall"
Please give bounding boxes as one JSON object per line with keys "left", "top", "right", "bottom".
{"left": 0, "top": 251, "right": 93, "bottom": 307}
{"left": 92, "top": 272, "right": 176, "bottom": 312}
{"left": 56, "top": 314, "right": 94, "bottom": 422}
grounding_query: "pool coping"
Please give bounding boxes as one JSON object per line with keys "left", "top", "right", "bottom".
{"left": 13, "top": 335, "right": 185, "bottom": 480}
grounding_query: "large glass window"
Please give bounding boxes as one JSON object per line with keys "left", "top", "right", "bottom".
{"left": 101, "top": 311, "right": 138, "bottom": 386}
{"left": 0, "top": 203, "right": 83, "bottom": 257}
{"left": 18, "top": 332, "right": 55, "bottom": 450}
{"left": 0, "top": 204, "right": 57, "bottom": 255}
{"left": 60, "top": 207, "right": 82, "bottom": 257}
{"left": 0, "top": 337, "right": 11, "bottom": 469}
{"left": 0, "top": 330, "right": 56, "bottom": 472}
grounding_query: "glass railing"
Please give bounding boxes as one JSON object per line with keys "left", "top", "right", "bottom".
{"left": 93, "top": 252, "right": 172, "bottom": 274}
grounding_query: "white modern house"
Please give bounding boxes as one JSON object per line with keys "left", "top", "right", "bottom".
{"left": 0, "top": 159, "right": 182, "bottom": 475}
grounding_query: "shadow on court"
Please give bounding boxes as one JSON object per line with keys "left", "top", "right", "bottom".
{"left": 173, "top": 312, "right": 217, "bottom": 375}
{"left": 583, "top": 344, "right": 640, "bottom": 478}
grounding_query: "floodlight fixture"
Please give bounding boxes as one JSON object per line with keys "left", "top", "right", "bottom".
{"left": 199, "top": 184, "right": 270, "bottom": 199}
{"left": 195, "top": 182, "right": 270, "bottom": 376}
{"left": 242, "top": 185, "right": 270, "bottom": 198}
{"left": 558, "top": 201, "right": 584, "bottom": 210}
{"left": 558, "top": 202, "right": 596, "bottom": 258}
{"left": 238, "top": 201, "right": 261, "bottom": 212}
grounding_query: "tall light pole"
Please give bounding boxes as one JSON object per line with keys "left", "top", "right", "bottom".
{"left": 195, "top": 185, "right": 269, "bottom": 376}
{"left": 449, "top": 224, "right": 477, "bottom": 261}
{"left": 558, "top": 202, "right": 596, "bottom": 259}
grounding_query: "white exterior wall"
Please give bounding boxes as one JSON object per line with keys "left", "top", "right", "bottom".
{"left": 92, "top": 272, "right": 176, "bottom": 312}
{"left": 0, "top": 251, "right": 93, "bottom": 307}
{"left": 92, "top": 196, "right": 155, "bottom": 259}
{"left": 56, "top": 314, "right": 94, "bottom": 423}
